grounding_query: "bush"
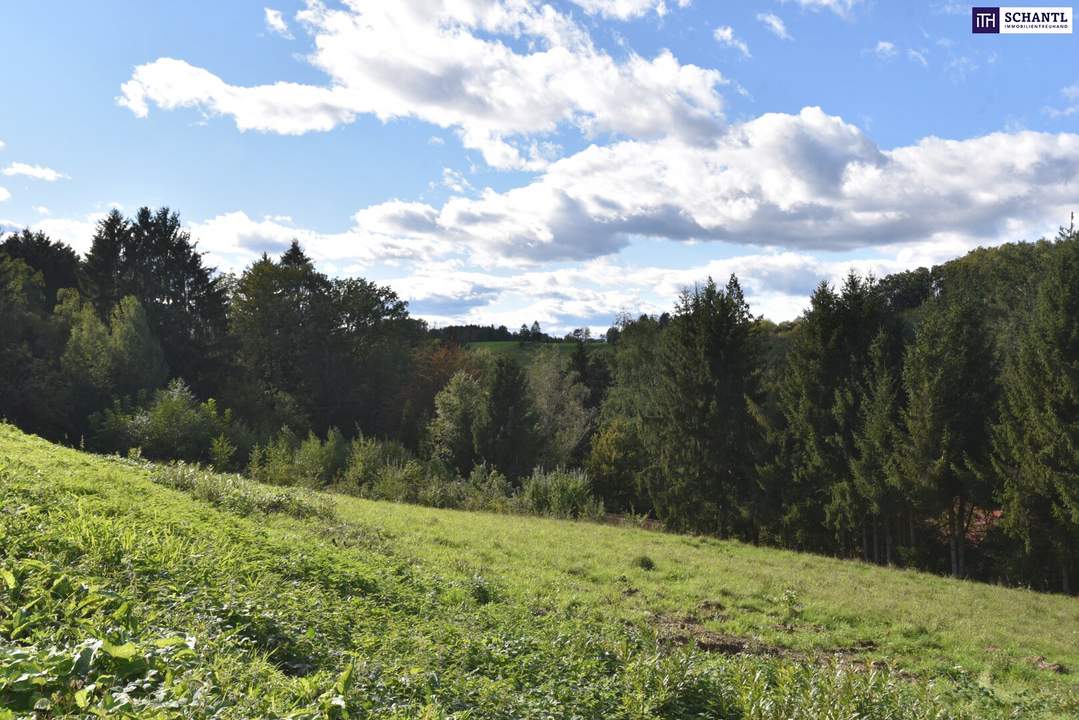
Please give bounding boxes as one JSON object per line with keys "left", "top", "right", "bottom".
{"left": 521, "top": 467, "right": 604, "bottom": 520}
{"left": 340, "top": 435, "right": 412, "bottom": 491}
{"left": 249, "top": 426, "right": 350, "bottom": 488}
{"left": 92, "top": 378, "right": 249, "bottom": 464}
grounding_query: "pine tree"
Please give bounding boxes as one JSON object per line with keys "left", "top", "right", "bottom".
{"left": 644, "top": 275, "right": 760, "bottom": 536}
{"left": 896, "top": 296, "right": 997, "bottom": 577}
{"left": 992, "top": 231, "right": 1079, "bottom": 593}
{"left": 475, "top": 357, "right": 540, "bottom": 479}
{"left": 83, "top": 209, "right": 129, "bottom": 316}
{"left": 849, "top": 330, "right": 902, "bottom": 564}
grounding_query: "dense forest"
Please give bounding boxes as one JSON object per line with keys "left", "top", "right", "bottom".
{"left": 2, "top": 207, "right": 1076, "bottom": 594}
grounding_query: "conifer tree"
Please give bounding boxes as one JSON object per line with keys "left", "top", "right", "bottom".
{"left": 993, "top": 231, "right": 1079, "bottom": 593}
{"left": 644, "top": 275, "right": 759, "bottom": 535}
{"left": 475, "top": 357, "right": 540, "bottom": 479}
{"left": 896, "top": 296, "right": 996, "bottom": 577}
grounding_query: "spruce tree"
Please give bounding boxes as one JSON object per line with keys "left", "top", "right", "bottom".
{"left": 475, "top": 357, "right": 540, "bottom": 480}
{"left": 896, "top": 296, "right": 997, "bottom": 577}
{"left": 992, "top": 231, "right": 1079, "bottom": 593}
{"left": 644, "top": 275, "right": 759, "bottom": 535}
{"left": 849, "top": 330, "right": 902, "bottom": 564}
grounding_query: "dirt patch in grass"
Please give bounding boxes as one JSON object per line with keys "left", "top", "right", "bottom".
{"left": 654, "top": 614, "right": 801, "bottom": 659}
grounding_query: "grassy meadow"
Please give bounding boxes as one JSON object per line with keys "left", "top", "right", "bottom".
{"left": 1, "top": 422, "right": 1076, "bottom": 718}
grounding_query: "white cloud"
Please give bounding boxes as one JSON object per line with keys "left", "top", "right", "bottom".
{"left": 2, "top": 162, "right": 68, "bottom": 181}
{"left": 186, "top": 201, "right": 457, "bottom": 274}
{"left": 31, "top": 213, "right": 106, "bottom": 254}
{"left": 34, "top": 206, "right": 50, "bottom": 216}
{"left": 907, "top": 49, "right": 929, "bottom": 67}
{"left": 428, "top": 135, "right": 445, "bottom": 146}
{"left": 376, "top": 108, "right": 1079, "bottom": 266}
{"left": 0, "top": 187, "right": 9, "bottom": 202}
{"left": 118, "top": 1, "right": 727, "bottom": 170}
{"left": 782, "top": 0, "right": 862, "bottom": 17}
{"left": 714, "top": 26, "right": 750, "bottom": 58}
{"left": 568, "top": 0, "right": 690, "bottom": 20}
{"left": 441, "top": 167, "right": 474, "bottom": 193}
{"left": 0, "top": 140, "right": 5, "bottom": 151}
{"left": 874, "top": 41, "right": 897, "bottom": 59}
{"left": 757, "top": 12, "right": 792, "bottom": 40}
{"left": 264, "top": 8, "right": 293, "bottom": 38}
{"left": 1045, "top": 82, "right": 1079, "bottom": 118}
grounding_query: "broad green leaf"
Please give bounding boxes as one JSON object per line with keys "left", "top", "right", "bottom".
{"left": 101, "top": 641, "right": 138, "bottom": 661}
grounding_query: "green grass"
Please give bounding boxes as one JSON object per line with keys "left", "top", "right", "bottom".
{"left": 2, "top": 423, "right": 1077, "bottom": 718}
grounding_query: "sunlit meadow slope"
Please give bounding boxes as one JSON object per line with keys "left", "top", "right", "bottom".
{"left": 1, "top": 423, "right": 1076, "bottom": 718}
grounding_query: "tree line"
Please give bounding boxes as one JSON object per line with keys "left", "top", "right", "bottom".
{"left": 1, "top": 207, "right": 1076, "bottom": 593}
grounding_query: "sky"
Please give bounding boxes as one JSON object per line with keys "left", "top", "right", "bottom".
{"left": 0, "top": 0, "right": 1076, "bottom": 333}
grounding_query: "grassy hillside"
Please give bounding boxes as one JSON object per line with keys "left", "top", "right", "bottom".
{"left": 1, "top": 424, "right": 1076, "bottom": 718}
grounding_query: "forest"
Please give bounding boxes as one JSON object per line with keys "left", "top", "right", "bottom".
{"left": 1, "top": 207, "right": 1076, "bottom": 594}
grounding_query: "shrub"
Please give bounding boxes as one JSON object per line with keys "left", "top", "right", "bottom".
{"left": 249, "top": 426, "right": 351, "bottom": 488}
{"left": 91, "top": 379, "right": 247, "bottom": 464}
{"left": 521, "top": 467, "right": 604, "bottom": 520}
{"left": 340, "top": 435, "right": 412, "bottom": 491}
{"left": 632, "top": 555, "right": 656, "bottom": 571}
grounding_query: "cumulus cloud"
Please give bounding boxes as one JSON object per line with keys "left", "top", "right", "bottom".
{"left": 264, "top": 8, "right": 293, "bottom": 38}
{"left": 2, "top": 162, "right": 68, "bottom": 181}
{"left": 160, "top": 108, "right": 1077, "bottom": 279}
{"left": 118, "top": 0, "right": 726, "bottom": 170}
{"left": 31, "top": 213, "right": 106, "bottom": 254}
{"left": 365, "top": 108, "right": 1079, "bottom": 266}
{"left": 0, "top": 187, "right": 9, "bottom": 202}
{"left": 714, "top": 26, "right": 750, "bottom": 58}
{"left": 757, "top": 12, "right": 792, "bottom": 40}
{"left": 185, "top": 201, "right": 457, "bottom": 274}
{"left": 35, "top": 206, "right": 50, "bottom": 216}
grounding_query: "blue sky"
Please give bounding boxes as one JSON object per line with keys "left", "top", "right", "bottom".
{"left": 1, "top": 0, "right": 1076, "bottom": 331}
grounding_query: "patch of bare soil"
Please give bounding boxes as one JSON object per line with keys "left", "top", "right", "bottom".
{"left": 1026, "top": 655, "right": 1066, "bottom": 674}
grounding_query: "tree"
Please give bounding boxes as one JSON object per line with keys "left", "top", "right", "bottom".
{"left": 993, "top": 232, "right": 1079, "bottom": 593}
{"left": 228, "top": 246, "right": 333, "bottom": 429}
{"left": 429, "top": 370, "right": 485, "bottom": 476}
{"left": 849, "top": 330, "right": 903, "bottom": 565}
{"left": 643, "top": 276, "right": 760, "bottom": 535}
{"left": 765, "top": 272, "right": 894, "bottom": 554}
{"left": 229, "top": 242, "right": 422, "bottom": 436}
{"left": 394, "top": 342, "right": 474, "bottom": 449}
{"left": 83, "top": 207, "right": 228, "bottom": 393}
{"left": 586, "top": 416, "right": 647, "bottom": 513}
{"left": 59, "top": 294, "right": 167, "bottom": 423}
{"left": 475, "top": 357, "right": 540, "bottom": 479}
{"left": 529, "top": 346, "right": 592, "bottom": 468}
{"left": 83, "top": 210, "right": 128, "bottom": 315}
{"left": 896, "top": 296, "right": 997, "bottom": 578}
{"left": 107, "top": 296, "right": 169, "bottom": 398}
{"left": 0, "top": 229, "right": 81, "bottom": 309}
{"left": 0, "top": 256, "right": 68, "bottom": 436}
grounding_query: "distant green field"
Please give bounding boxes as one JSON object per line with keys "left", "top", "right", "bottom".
{"left": 2, "top": 424, "right": 1076, "bottom": 718}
